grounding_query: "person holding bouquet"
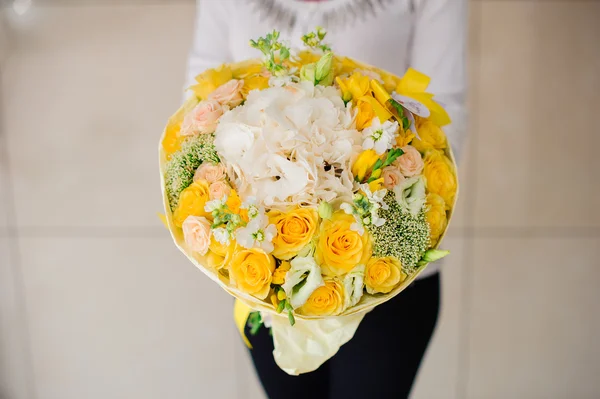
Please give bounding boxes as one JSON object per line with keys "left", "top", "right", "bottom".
{"left": 185, "top": 0, "right": 467, "bottom": 397}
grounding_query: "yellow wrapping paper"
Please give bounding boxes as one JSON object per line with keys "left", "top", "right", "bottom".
{"left": 159, "top": 56, "right": 459, "bottom": 375}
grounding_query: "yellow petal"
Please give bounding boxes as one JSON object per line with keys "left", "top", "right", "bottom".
{"left": 359, "top": 95, "right": 392, "bottom": 122}
{"left": 368, "top": 178, "right": 385, "bottom": 193}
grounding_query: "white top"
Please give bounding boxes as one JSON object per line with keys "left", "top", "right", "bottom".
{"left": 186, "top": 0, "right": 468, "bottom": 279}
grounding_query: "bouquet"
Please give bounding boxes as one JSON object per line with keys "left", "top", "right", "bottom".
{"left": 159, "top": 29, "right": 458, "bottom": 375}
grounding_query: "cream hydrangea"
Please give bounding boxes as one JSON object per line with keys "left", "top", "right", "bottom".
{"left": 214, "top": 81, "right": 361, "bottom": 209}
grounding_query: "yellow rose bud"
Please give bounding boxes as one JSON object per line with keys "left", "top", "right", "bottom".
{"left": 412, "top": 119, "right": 447, "bottom": 152}
{"left": 229, "top": 248, "right": 276, "bottom": 299}
{"left": 423, "top": 150, "right": 457, "bottom": 208}
{"left": 297, "top": 279, "right": 345, "bottom": 316}
{"left": 190, "top": 65, "right": 233, "bottom": 100}
{"left": 272, "top": 261, "right": 291, "bottom": 285}
{"left": 277, "top": 289, "right": 286, "bottom": 301}
{"left": 269, "top": 208, "right": 319, "bottom": 260}
{"left": 316, "top": 212, "right": 372, "bottom": 277}
{"left": 173, "top": 181, "right": 211, "bottom": 228}
{"left": 352, "top": 149, "right": 380, "bottom": 182}
{"left": 270, "top": 293, "right": 279, "bottom": 307}
{"left": 365, "top": 256, "right": 407, "bottom": 294}
{"left": 226, "top": 190, "right": 242, "bottom": 214}
{"left": 425, "top": 193, "right": 448, "bottom": 247}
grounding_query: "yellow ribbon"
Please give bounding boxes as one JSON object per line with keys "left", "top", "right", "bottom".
{"left": 395, "top": 68, "right": 451, "bottom": 126}
{"left": 234, "top": 299, "right": 253, "bottom": 348}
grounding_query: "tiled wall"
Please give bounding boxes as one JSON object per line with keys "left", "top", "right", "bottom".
{"left": 0, "top": 1, "right": 599, "bottom": 399}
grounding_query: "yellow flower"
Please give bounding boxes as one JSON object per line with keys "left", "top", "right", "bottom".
{"left": 297, "top": 279, "right": 345, "bottom": 316}
{"left": 316, "top": 212, "right": 372, "bottom": 277}
{"left": 336, "top": 72, "right": 371, "bottom": 102}
{"left": 190, "top": 65, "right": 233, "bottom": 100}
{"left": 368, "top": 178, "right": 384, "bottom": 193}
{"left": 269, "top": 208, "right": 319, "bottom": 260}
{"left": 355, "top": 99, "right": 376, "bottom": 130}
{"left": 365, "top": 256, "right": 407, "bottom": 294}
{"left": 241, "top": 74, "right": 270, "bottom": 97}
{"left": 396, "top": 129, "right": 416, "bottom": 148}
{"left": 229, "top": 248, "right": 276, "bottom": 299}
{"left": 206, "top": 238, "right": 238, "bottom": 270}
{"left": 426, "top": 193, "right": 448, "bottom": 247}
{"left": 272, "top": 261, "right": 291, "bottom": 285}
{"left": 352, "top": 149, "right": 380, "bottom": 182}
{"left": 423, "top": 150, "right": 457, "bottom": 208}
{"left": 226, "top": 190, "right": 242, "bottom": 215}
{"left": 173, "top": 181, "right": 211, "bottom": 228}
{"left": 412, "top": 119, "right": 447, "bottom": 152}
{"left": 357, "top": 95, "right": 392, "bottom": 125}
{"left": 230, "top": 60, "right": 264, "bottom": 79}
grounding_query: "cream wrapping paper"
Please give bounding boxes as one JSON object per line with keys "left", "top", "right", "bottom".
{"left": 159, "top": 56, "right": 459, "bottom": 375}
{"left": 269, "top": 312, "right": 366, "bottom": 375}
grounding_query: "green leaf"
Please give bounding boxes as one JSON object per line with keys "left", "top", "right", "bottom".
{"left": 372, "top": 158, "right": 383, "bottom": 171}
{"left": 421, "top": 249, "right": 450, "bottom": 263}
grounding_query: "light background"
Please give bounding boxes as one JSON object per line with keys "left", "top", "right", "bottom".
{"left": 0, "top": 0, "right": 599, "bottom": 398}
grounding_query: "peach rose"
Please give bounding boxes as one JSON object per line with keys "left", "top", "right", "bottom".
{"left": 180, "top": 100, "right": 224, "bottom": 136}
{"left": 382, "top": 166, "right": 405, "bottom": 189}
{"left": 208, "top": 79, "right": 244, "bottom": 108}
{"left": 395, "top": 145, "right": 424, "bottom": 177}
{"left": 209, "top": 180, "right": 231, "bottom": 200}
{"left": 182, "top": 216, "right": 211, "bottom": 255}
{"left": 194, "top": 163, "right": 226, "bottom": 184}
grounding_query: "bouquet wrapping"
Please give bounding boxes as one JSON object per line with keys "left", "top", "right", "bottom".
{"left": 159, "top": 29, "right": 458, "bottom": 375}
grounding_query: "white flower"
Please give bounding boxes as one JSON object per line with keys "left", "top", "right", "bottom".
{"left": 360, "top": 183, "right": 389, "bottom": 210}
{"left": 281, "top": 256, "right": 325, "bottom": 309}
{"left": 212, "top": 227, "right": 230, "bottom": 245}
{"left": 235, "top": 214, "right": 277, "bottom": 253}
{"left": 343, "top": 264, "right": 365, "bottom": 309}
{"left": 214, "top": 81, "right": 361, "bottom": 209}
{"left": 361, "top": 118, "right": 398, "bottom": 155}
{"left": 241, "top": 196, "right": 263, "bottom": 220}
{"left": 393, "top": 175, "right": 427, "bottom": 216}
{"left": 204, "top": 196, "right": 228, "bottom": 213}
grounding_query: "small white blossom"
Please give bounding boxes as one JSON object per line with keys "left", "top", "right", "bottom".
{"left": 204, "top": 196, "right": 228, "bottom": 213}
{"left": 212, "top": 227, "right": 230, "bottom": 245}
{"left": 241, "top": 196, "right": 263, "bottom": 220}
{"left": 236, "top": 215, "right": 277, "bottom": 253}
{"left": 362, "top": 119, "right": 398, "bottom": 155}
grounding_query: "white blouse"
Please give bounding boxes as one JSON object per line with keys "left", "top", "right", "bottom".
{"left": 186, "top": 0, "right": 468, "bottom": 278}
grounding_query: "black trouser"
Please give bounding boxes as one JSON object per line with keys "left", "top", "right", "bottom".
{"left": 246, "top": 272, "right": 440, "bottom": 399}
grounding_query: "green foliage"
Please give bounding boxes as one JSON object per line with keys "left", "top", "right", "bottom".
{"left": 164, "top": 134, "right": 219, "bottom": 211}
{"left": 250, "top": 30, "right": 291, "bottom": 76}
{"left": 367, "top": 192, "right": 430, "bottom": 272}
{"left": 301, "top": 27, "right": 331, "bottom": 52}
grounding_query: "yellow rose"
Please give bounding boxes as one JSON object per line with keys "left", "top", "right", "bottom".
{"left": 365, "top": 256, "right": 407, "bottom": 294}
{"left": 316, "top": 212, "right": 372, "bottom": 277}
{"left": 226, "top": 189, "right": 242, "bottom": 214}
{"left": 190, "top": 65, "right": 233, "bottom": 100}
{"left": 412, "top": 119, "right": 447, "bottom": 152}
{"left": 173, "top": 181, "right": 211, "bottom": 228}
{"left": 352, "top": 149, "right": 380, "bottom": 182}
{"left": 297, "top": 279, "right": 345, "bottom": 316}
{"left": 269, "top": 208, "right": 319, "bottom": 260}
{"left": 272, "top": 261, "right": 291, "bottom": 285}
{"left": 425, "top": 193, "right": 448, "bottom": 247}
{"left": 206, "top": 238, "right": 237, "bottom": 270}
{"left": 423, "top": 150, "right": 457, "bottom": 208}
{"left": 229, "top": 248, "right": 276, "bottom": 299}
